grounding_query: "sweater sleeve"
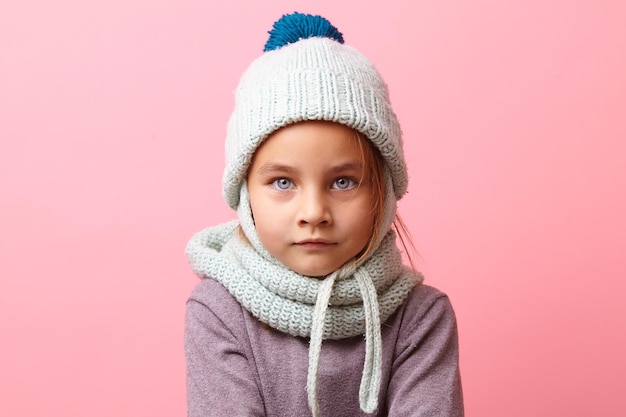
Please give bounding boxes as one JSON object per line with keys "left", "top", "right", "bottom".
{"left": 184, "top": 282, "right": 265, "bottom": 417}
{"left": 386, "top": 291, "right": 464, "bottom": 417}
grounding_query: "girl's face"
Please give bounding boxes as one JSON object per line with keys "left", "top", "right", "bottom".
{"left": 247, "top": 121, "right": 375, "bottom": 277}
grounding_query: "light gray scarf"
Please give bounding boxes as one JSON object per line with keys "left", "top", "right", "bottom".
{"left": 186, "top": 220, "right": 420, "bottom": 415}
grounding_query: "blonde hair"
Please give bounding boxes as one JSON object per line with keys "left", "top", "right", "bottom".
{"left": 351, "top": 132, "right": 418, "bottom": 274}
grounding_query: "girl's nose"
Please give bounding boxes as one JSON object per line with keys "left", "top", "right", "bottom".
{"left": 297, "top": 189, "right": 331, "bottom": 227}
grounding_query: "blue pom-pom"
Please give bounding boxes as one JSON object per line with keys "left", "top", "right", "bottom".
{"left": 263, "top": 12, "right": 344, "bottom": 52}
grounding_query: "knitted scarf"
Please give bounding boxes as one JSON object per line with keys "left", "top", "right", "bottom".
{"left": 186, "top": 221, "right": 420, "bottom": 415}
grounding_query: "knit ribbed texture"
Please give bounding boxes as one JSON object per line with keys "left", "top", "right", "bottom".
{"left": 223, "top": 35, "right": 408, "bottom": 209}
{"left": 186, "top": 221, "right": 419, "bottom": 339}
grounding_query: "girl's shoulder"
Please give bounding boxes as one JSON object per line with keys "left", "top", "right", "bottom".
{"left": 404, "top": 283, "right": 454, "bottom": 312}
{"left": 188, "top": 276, "right": 237, "bottom": 306}
{"left": 390, "top": 283, "right": 459, "bottom": 338}
{"left": 186, "top": 277, "right": 248, "bottom": 332}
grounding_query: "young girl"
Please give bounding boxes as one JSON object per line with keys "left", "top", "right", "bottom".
{"left": 185, "top": 12, "right": 464, "bottom": 417}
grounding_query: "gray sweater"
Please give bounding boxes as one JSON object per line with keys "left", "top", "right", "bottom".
{"left": 185, "top": 279, "right": 464, "bottom": 417}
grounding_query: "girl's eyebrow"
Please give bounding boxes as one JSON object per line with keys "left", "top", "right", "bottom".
{"left": 256, "top": 163, "right": 298, "bottom": 176}
{"left": 330, "top": 162, "right": 364, "bottom": 174}
{"left": 257, "top": 162, "right": 364, "bottom": 175}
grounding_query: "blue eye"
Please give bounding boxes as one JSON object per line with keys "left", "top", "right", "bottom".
{"left": 333, "top": 177, "right": 356, "bottom": 190}
{"left": 272, "top": 178, "right": 293, "bottom": 190}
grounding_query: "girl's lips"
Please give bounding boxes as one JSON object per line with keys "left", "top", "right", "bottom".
{"left": 295, "top": 240, "right": 335, "bottom": 249}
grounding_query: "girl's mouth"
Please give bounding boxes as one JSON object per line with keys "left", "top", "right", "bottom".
{"left": 296, "top": 239, "right": 334, "bottom": 249}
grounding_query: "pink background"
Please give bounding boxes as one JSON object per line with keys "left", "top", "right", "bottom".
{"left": 1, "top": 1, "right": 625, "bottom": 416}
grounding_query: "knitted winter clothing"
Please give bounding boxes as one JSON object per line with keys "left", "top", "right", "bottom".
{"left": 223, "top": 12, "right": 408, "bottom": 210}
{"left": 186, "top": 221, "right": 418, "bottom": 340}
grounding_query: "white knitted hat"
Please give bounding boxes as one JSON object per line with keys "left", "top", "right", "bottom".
{"left": 222, "top": 12, "right": 408, "bottom": 209}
